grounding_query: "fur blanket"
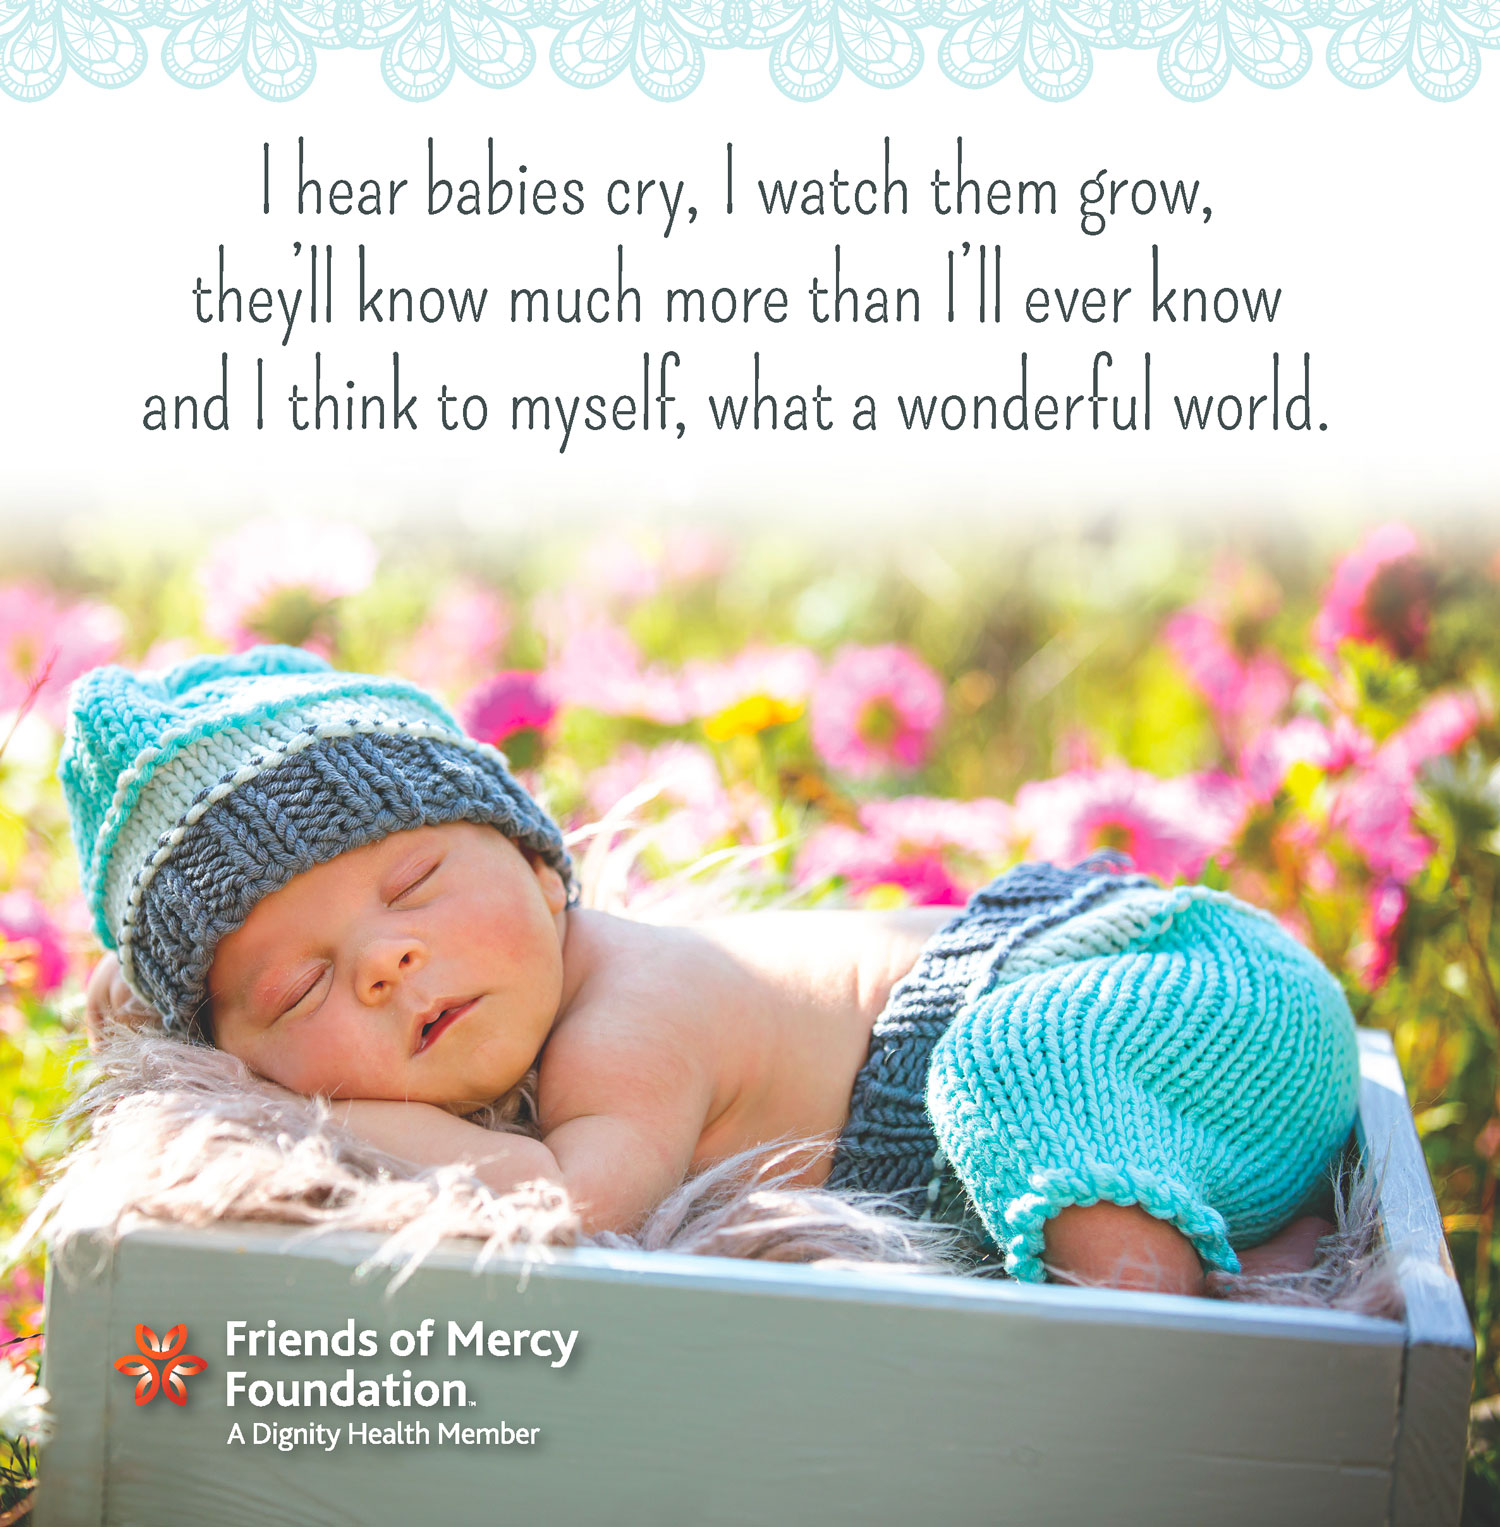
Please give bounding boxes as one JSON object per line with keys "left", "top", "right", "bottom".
{"left": 23, "top": 1026, "right": 1403, "bottom": 1316}
{"left": 17, "top": 819, "right": 1407, "bottom": 1315}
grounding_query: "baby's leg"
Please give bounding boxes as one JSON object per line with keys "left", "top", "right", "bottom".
{"left": 1043, "top": 1202, "right": 1207, "bottom": 1297}
{"left": 1042, "top": 1206, "right": 1336, "bottom": 1297}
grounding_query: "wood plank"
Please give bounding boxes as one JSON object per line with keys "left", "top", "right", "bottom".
{"left": 42, "top": 1222, "right": 1405, "bottom": 1527}
{"left": 34, "top": 1237, "right": 114, "bottom": 1526}
{"left": 36, "top": 1026, "right": 1456, "bottom": 1526}
{"left": 1356, "top": 1029, "right": 1476, "bottom": 1527}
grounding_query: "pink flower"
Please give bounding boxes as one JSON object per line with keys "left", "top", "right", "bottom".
{"left": 198, "top": 519, "right": 379, "bottom": 651}
{"left": 578, "top": 529, "right": 732, "bottom": 604}
{"left": 1313, "top": 523, "right": 1434, "bottom": 661}
{"left": 138, "top": 637, "right": 199, "bottom": 674}
{"left": 1278, "top": 816, "right": 1341, "bottom": 894}
{"left": 542, "top": 623, "right": 817, "bottom": 732}
{"left": 1055, "top": 728, "right": 1101, "bottom": 774}
{"left": 680, "top": 645, "right": 819, "bottom": 723}
{"left": 659, "top": 527, "right": 731, "bottom": 585}
{"left": 1351, "top": 880, "right": 1406, "bottom": 989}
{"left": 1164, "top": 607, "right": 1291, "bottom": 748}
{"left": 1308, "top": 690, "right": 1483, "bottom": 887}
{"left": 810, "top": 645, "right": 944, "bottom": 779}
{"left": 0, "top": 583, "right": 125, "bottom": 728}
{"left": 795, "top": 824, "right": 967, "bottom": 906}
{"left": 0, "top": 890, "right": 69, "bottom": 996}
{"left": 541, "top": 622, "right": 687, "bottom": 724}
{"left": 1329, "top": 769, "right": 1432, "bottom": 883}
{"left": 794, "top": 795, "right": 1013, "bottom": 906}
{"left": 1013, "top": 768, "right": 1250, "bottom": 882}
{"left": 461, "top": 672, "right": 556, "bottom": 747}
{"left": 585, "top": 742, "right": 763, "bottom": 863}
{"left": 400, "top": 583, "right": 510, "bottom": 696}
{"left": 1238, "top": 714, "right": 1376, "bottom": 803}
{"left": 580, "top": 535, "right": 664, "bottom": 603}
{"left": 856, "top": 796, "right": 1013, "bottom": 862}
{"left": 1377, "top": 690, "right": 1484, "bottom": 780}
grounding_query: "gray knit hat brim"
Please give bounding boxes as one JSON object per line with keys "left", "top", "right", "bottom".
{"left": 129, "top": 730, "right": 574, "bottom": 1036}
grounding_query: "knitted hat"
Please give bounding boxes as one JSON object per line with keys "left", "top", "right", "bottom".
{"left": 926, "top": 884, "right": 1360, "bottom": 1282}
{"left": 59, "top": 645, "right": 575, "bottom": 1036}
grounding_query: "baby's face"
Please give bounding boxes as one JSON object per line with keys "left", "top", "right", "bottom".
{"left": 207, "top": 822, "right": 569, "bottom": 1113}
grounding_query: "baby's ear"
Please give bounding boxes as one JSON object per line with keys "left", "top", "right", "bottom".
{"left": 528, "top": 853, "right": 569, "bottom": 914}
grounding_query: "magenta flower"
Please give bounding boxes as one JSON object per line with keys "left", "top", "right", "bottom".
{"left": 0, "top": 1262, "right": 43, "bottom": 1364}
{"left": 1313, "top": 523, "right": 1434, "bottom": 661}
{"left": 1013, "top": 768, "right": 1249, "bottom": 882}
{"left": 810, "top": 645, "right": 945, "bottom": 779}
{"left": 0, "top": 583, "right": 125, "bottom": 728}
{"left": 794, "top": 794, "right": 1013, "bottom": 906}
{"left": 461, "top": 671, "right": 556, "bottom": 749}
{"left": 401, "top": 582, "right": 510, "bottom": 696}
{"left": 1351, "top": 880, "right": 1406, "bottom": 990}
{"left": 1164, "top": 607, "right": 1291, "bottom": 748}
{"left": 198, "top": 519, "right": 378, "bottom": 651}
{"left": 0, "top": 890, "right": 69, "bottom": 996}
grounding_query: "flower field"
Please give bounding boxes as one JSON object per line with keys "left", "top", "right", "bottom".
{"left": 3, "top": 514, "right": 1500, "bottom": 1515}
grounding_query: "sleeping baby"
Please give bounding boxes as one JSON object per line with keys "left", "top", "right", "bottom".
{"left": 64, "top": 646, "right": 1360, "bottom": 1297}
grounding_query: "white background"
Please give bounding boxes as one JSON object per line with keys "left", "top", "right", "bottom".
{"left": 1, "top": 53, "right": 1496, "bottom": 534}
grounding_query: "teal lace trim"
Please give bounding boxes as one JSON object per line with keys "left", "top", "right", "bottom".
{"left": 3, "top": 0, "right": 1495, "bottom": 100}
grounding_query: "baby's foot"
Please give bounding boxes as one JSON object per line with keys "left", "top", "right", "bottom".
{"left": 1233, "top": 1215, "right": 1335, "bottom": 1277}
{"left": 1043, "top": 1201, "right": 1207, "bottom": 1297}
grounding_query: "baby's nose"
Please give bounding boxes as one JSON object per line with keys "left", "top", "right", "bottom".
{"left": 359, "top": 939, "right": 425, "bottom": 999}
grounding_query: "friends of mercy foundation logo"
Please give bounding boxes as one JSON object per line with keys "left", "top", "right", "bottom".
{"left": 114, "top": 1324, "right": 208, "bottom": 1406}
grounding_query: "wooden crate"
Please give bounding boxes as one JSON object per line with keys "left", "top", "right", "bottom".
{"left": 35, "top": 1029, "right": 1474, "bottom": 1527}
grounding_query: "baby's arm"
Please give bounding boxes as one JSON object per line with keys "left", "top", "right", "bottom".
{"left": 336, "top": 1040, "right": 712, "bottom": 1237}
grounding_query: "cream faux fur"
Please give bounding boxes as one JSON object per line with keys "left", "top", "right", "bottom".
{"left": 16, "top": 813, "right": 1406, "bottom": 1316}
{"left": 24, "top": 1026, "right": 962, "bottom": 1290}
{"left": 21, "top": 1023, "right": 1402, "bottom": 1316}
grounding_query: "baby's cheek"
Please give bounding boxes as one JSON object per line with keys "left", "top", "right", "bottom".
{"left": 267, "top": 1017, "right": 369, "bottom": 1099}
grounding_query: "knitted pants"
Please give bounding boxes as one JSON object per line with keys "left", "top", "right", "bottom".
{"left": 825, "top": 860, "right": 1361, "bottom": 1282}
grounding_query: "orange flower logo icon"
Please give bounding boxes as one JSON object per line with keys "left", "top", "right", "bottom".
{"left": 114, "top": 1324, "right": 207, "bottom": 1406}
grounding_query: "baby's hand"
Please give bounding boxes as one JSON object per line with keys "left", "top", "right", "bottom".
{"left": 84, "top": 951, "right": 160, "bottom": 1050}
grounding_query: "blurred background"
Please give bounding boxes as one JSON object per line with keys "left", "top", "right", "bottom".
{"left": 3, "top": 511, "right": 1499, "bottom": 1517}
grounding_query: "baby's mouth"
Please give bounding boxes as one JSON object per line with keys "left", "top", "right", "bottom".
{"left": 415, "top": 998, "right": 478, "bottom": 1055}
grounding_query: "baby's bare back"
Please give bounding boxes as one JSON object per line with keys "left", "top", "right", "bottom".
{"left": 534, "top": 905, "right": 954, "bottom": 1189}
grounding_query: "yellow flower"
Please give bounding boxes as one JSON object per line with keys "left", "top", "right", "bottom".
{"left": 703, "top": 694, "right": 804, "bottom": 742}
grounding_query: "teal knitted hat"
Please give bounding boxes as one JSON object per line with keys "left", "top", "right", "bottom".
{"left": 59, "top": 645, "right": 574, "bottom": 1036}
{"left": 926, "top": 884, "right": 1360, "bottom": 1282}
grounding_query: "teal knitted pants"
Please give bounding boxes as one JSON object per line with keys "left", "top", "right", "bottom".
{"left": 926, "top": 883, "right": 1361, "bottom": 1283}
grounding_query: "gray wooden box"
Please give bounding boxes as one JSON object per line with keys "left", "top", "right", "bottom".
{"left": 35, "top": 1029, "right": 1474, "bottom": 1527}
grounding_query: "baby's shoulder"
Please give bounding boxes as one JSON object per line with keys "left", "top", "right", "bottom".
{"left": 533, "top": 935, "right": 719, "bottom": 1132}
